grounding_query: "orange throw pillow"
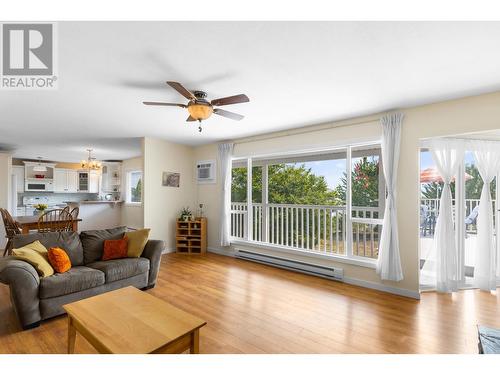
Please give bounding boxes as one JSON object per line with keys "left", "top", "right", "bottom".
{"left": 102, "top": 237, "right": 128, "bottom": 261}
{"left": 47, "top": 247, "right": 72, "bottom": 273}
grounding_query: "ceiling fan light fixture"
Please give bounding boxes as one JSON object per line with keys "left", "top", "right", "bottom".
{"left": 187, "top": 103, "right": 213, "bottom": 121}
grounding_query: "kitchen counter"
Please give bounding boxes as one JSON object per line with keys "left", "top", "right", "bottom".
{"left": 64, "top": 200, "right": 123, "bottom": 205}
{"left": 64, "top": 201, "right": 123, "bottom": 232}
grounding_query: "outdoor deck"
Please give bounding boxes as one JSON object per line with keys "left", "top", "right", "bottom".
{"left": 231, "top": 202, "right": 381, "bottom": 260}
{"left": 230, "top": 198, "right": 485, "bottom": 271}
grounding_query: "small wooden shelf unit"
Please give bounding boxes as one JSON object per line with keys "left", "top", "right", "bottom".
{"left": 176, "top": 218, "right": 207, "bottom": 254}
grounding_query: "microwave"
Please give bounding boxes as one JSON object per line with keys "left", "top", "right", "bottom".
{"left": 25, "top": 180, "right": 54, "bottom": 192}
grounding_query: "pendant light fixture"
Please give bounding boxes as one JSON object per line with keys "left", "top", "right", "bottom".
{"left": 81, "top": 149, "right": 102, "bottom": 170}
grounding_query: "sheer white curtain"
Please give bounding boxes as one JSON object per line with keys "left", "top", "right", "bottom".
{"left": 424, "top": 139, "right": 464, "bottom": 292}
{"left": 218, "top": 143, "right": 234, "bottom": 246}
{"left": 376, "top": 113, "right": 404, "bottom": 281}
{"left": 471, "top": 140, "right": 500, "bottom": 291}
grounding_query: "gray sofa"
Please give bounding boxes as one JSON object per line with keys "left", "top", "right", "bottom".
{"left": 0, "top": 227, "right": 164, "bottom": 330}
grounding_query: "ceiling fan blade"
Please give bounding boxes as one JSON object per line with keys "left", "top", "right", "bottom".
{"left": 143, "top": 101, "right": 186, "bottom": 108}
{"left": 166, "top": 81, "right": 196, "bottom": 100}
{"left": 214, "top": 108, "right": 244, "bottom": 121}
{"left": 186, "top": 115, "right": 197, "bottom": 122}
{"left": 211, "top": 94, "right": 249, "bottom": 107}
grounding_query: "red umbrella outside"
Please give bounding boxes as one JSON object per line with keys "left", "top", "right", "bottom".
{"left": 420, "top": 167, "right": 472, "bottom": 184}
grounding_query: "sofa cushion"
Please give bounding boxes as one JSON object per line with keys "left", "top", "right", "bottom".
{"left": 39, "top": 266, "right": 105, "bottom": 299}
{"left": 48, "top": 247, "right": 72, "bottom": 273}
{"left": 102, "top": 238, "right": 128, "bottom": 261}
{"left": 80, "top": 227, "right": 127, "bottom": 264}
{"left": 12, "top": 232, "right": 84, "bottom": 266}
{"left": 12, "top": 243, "right": 54, "bottom": 277}
{"left": 87, "top": 257, "right": 150, "bottom": 283}
{"left": 125, "top": 228, "right": 150, "bottom": 257}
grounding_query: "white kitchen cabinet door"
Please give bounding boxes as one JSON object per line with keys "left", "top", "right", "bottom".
{"left": 67, "top": 170, "right": 78, "bottom": 192}
{"left": 12, "top": 166, "right": 25, "bottom": 193}
{"left": 54, "top": 169, "right": 68, "bottom": 192}
{"left": 89, "top": 172, "right": 100, "bottom": 193}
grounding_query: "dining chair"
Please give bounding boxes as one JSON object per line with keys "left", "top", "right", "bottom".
{"left": 1, "top": 208, "right": 21, "bottom": 256}
{"left": 69, "top": 207, "right": 79, "bottom": 220}
{"left": 37, "top": 209, "right": 74, "bottom": 233}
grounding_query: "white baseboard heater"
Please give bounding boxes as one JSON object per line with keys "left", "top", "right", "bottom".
{"left": 234, "top": 249, "right": 344, "bottom": 281}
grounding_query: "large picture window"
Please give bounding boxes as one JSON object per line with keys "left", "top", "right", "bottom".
{"left": 230, "top": 143, "right": 384, "bottom": 261}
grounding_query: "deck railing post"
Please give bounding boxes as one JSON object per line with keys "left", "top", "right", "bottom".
{"left": 246, "top": 158, "right": 253, "bottom": 241}
{"left": 346, "top": 146, "right": 353, "bottom": 257}
{"left": 262, "top": 164, "right": 269, "bottom": 243}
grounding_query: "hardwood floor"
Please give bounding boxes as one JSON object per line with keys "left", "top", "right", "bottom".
{"left": 0, "top": 252, "right": 499, "bottom": 353}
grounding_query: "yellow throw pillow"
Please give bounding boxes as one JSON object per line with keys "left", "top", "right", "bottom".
{"left": 12, "top": 241, "right": 54, "bottom": 277}
{"left": 124, "top": 228, "right": 150, "bottom": 257}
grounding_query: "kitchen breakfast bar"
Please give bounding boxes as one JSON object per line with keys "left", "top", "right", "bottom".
{"left": 64, "top": 201, "right": 123, "bottom": 232}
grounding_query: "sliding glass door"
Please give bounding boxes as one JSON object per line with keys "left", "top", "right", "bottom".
{"left": 419, "top": 147, "right": 498, "bottom": 290}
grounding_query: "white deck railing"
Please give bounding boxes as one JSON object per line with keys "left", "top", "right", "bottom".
{"left": 230, "top": 202, "right": 382, "bottom": 259}
{"left": 420, "top": 198, "right": 496, "bottom": 235}
{"left": 420, "top": 198, "right": 487, "bottom": 217}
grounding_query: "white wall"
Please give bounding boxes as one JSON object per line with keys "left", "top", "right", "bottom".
{"left": 194, "top": 90, "right": 500, "bottom": 297}
{"left": 0, "top": 153, "right": 12, "bottom": 249}
{"left": 143, "top": 137, "right": 196, "bottom": 250}
{"left": 121, "top": 156, "right": 144, "bottom": 229}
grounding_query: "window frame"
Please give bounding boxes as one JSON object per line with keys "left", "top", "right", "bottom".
{"left": 125, "top": 170, "right": 143, "bottom": 206}
{"left": 229, "top": 140, "right": 384, "bottom": 266}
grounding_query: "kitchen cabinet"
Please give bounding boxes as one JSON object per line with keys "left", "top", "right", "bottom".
{"left": 77, "top": 170, "right": 100, "bottom": 193}
{"left": 12, "top": 166, "right": 25, "bottom": 193}
{"left": 54, "top": 169, "right": 78, "bottom": 193}
{"left": 101, "top": 162, "right": 121, "bottom": 193}
{"left": 68, "top": 171, "right": 78, "bottom": 192}
{"left": 89, "top": 171, "right": 100, "bottom": 193}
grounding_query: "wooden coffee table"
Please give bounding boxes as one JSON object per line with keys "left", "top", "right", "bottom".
{"left": 63, "top": 286, "right": 206, "bottom": 354}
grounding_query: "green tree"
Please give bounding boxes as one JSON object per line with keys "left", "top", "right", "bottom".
{"left": 334, "top": 157, "right": 380, "bottom": 207}
{"left": 420, "top": 164, "right": 494, "bottom": 200}
{"left": 231, "top": 164, "right": 341, "bottom": 205}
{"left": 131, "top": 178, "right": 142, "bottom": 202}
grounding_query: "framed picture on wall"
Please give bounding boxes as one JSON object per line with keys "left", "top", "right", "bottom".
{"left": 162, "top": 172, "right": 180, "bottom": 187}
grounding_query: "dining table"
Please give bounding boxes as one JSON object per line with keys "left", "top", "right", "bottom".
{"left": 13, "top": 215, "right": 82, "bottom": 234}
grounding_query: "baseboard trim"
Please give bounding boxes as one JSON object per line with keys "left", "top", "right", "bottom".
{"left": 208, "top": 246, "right": 235, "bottom": 256}
{"left": 342, "top": 276, "right": 420, "bottom": 300}
{"left": 162, "top": 247, "right": 176, "bottom": 255}
{"left": 208, "top": 246, "right": 420, "bottom": 300}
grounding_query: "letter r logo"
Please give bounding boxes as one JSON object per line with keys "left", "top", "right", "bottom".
{"left": 2, "top": 24, "right": 53, "bottom": 75}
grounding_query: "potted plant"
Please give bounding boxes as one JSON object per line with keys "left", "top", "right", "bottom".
{"left": 197, "top": 203, "right": 204, "bottom": 219}
{"left": 180, "top": 207, "right": 192, "bottom": 221}
{"left": 33, "top": 203, "right": 48, "bottom": 216}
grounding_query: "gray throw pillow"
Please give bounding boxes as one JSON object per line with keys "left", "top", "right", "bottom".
{"left": 12, "top": 232, "right": 85, "bottom": 266}
{"left": 79, "top": 227, "right": 127, "bottom": 264}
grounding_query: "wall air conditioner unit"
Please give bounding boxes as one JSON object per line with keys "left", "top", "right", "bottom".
{"left": 234, "top": 249, "right": 344, "bottom": 281}
{"left": 196, "top": 160, "right": 216, "bottom": 184}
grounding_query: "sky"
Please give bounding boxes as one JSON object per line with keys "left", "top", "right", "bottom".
{"left": 420, "top": 150, "right": 475, "bottom": 170}
{"left": 299, "top": 151, "right": 477, "bottom": 191}
{"left": 302, "top": 160, "right": 346, "bottom": 189}
{"left": 301, "top": 156, "right": 378, "bottom": 190}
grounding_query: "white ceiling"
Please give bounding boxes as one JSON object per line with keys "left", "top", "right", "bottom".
{"left": 3, "top": 21, "right": 500, "bottom": 162}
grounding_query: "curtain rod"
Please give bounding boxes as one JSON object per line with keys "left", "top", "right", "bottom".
{"left": 232, "top": 116, "right": 381, "bottom": 145}
{"left": 420, "top": 137, "right": 500, "bottom": 145}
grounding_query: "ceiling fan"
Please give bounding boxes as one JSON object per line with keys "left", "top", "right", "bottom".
{"left": 143, "top": 81, "right": 250, "bottom": 132}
